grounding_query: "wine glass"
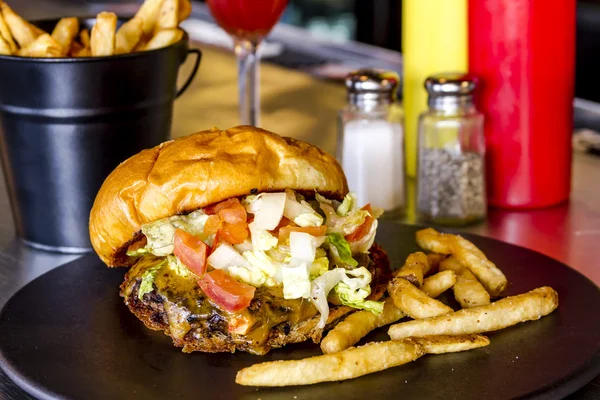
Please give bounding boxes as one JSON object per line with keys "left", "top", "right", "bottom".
{"left": 206, "top": 0, "right": 289, "bottom": 126}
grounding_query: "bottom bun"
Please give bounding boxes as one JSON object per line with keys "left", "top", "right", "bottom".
{"left": 120, "top": 244, "right": 392, "bottom": 355}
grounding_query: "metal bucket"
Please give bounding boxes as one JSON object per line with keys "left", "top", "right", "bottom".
{"left": 0, "top": 18, "right": 201, "bottom": 253}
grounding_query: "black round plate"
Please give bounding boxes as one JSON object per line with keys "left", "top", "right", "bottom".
{"left": 1, "top": 223, "right": 599, "bottom": 400}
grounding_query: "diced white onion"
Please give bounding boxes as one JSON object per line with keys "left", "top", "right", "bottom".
{"left": 207, "top": 243, "right": 250, "bottom": 270}
{"left": 290, "top": 231, "right": 317, "bottom": 264}
{"left": 234, "top": 240, "right": 254, "bottom": 254}
{"left": 249, "top": 224, "right": 278, "bottom": 251}
{"left": 252, "top": 192, "right": 286, "bottom": 230}
{"left": 283, "top": 193, "right": 313, "bottom": 220}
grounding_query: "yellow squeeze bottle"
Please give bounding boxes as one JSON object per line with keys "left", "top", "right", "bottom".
{"left": 402, "top": 0, "right": 467, "bottom": 177}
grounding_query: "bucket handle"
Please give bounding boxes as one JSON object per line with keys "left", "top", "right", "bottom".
{"left": 176, "top": 49, "right": 202, "bottom": 99}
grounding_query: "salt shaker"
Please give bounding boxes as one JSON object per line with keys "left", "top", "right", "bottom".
{"left": 417, "top": 73, "right": 486, "bottom": 225}
{"left": 337, "top": 69, "right": 405, "bottom": 218}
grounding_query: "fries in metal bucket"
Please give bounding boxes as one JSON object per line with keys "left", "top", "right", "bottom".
{"left": 115, "top": 16, "right": 143, "bottom": 54}
{"left": 143, "top": 28, "right": 183, "bottom": 51}
{"left": 388, "top": 286, "right": 559, "bottom": 340}
{"left": 1, "top": 2, "right": 40, "bottom": 48}
{"left": 91, "top": 12, "right": 117, "bottom": 56}
{"left": 0, "top": 8, "right": 17, "bottom": 53}
{"left": 18, "top": 33, "right": 61, "bottom": 57}
{"left": 51, "top": 17, "right": 79, "bottom": 56}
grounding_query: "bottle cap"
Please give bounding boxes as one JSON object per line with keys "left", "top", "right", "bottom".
{"left": 424, "top": 72, "right": 477, "bottom": 110}
{"left": 345, "top": 69, "right": 400, "bottom": 107}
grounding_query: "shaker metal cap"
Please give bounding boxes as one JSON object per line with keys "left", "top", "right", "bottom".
{"left": 345, "top": 68, "right": 400, "bottom": 105}
{"left": 424, "top": 72, "right": 477, "bottom": 96}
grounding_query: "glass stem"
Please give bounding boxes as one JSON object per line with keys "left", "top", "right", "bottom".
{"left": 234, "top": 39, "right": 260, "bottom": 126}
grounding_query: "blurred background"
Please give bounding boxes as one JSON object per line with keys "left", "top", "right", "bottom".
{"left": 9, "top": 0, "right": 600, "bottom": 104}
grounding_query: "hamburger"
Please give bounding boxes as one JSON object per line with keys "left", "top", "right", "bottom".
{"left": 89, "top": 126, "right": 392, "bottom": 355}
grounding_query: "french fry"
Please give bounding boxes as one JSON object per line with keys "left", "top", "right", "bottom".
{"left": 420, "top": 270, "right": 456, "bottom": 298}
{"left": 394, "top": 251, "right": 430, "bottom": 286}
{"left": 0, "top": 33, "right": 10, "bottom": 54}
{"left": 91, "top": 12, "right": 117, "bottom": 56}
{"left": 0, "top": 8, "right": 17, "bottom": 53}
{"left": 51, "top": 17, "right": 79, "bottom": 56}
{"left": 135, "top": 0, "right": 164, "bottom": 37}
{"left": 73, "top": 45, "right": 91, "bottom": 57}
{"left": 388, "top": 276, "right": 453, "bottom": 319}
{"left": 426, "top": 252, "right": 447, "bottom": 274}
{"left": 18, "top": 33, "right": 61, "bottom": 57}
{"left": 320, "top": 298, "right": 406, "bottom": 354}
{"left": 236, "top": 340, "right": 424, "bottom": 387}
{"left": 416, "top": 228, "right": 508, "bottom": 296}
{"left": 79, "top": 28, "right": 90, "bottom": 48}
{"left": 143, "top": 28, "right": 182, "bottom": 50}
{"left": 409, "top": 334, "right": 490, "bottom": 354}
{"left": 389, "top": 286, "right": 559, "bottom": 340}
{"left": 155, "top": 0, "right": 179, "bottom": 34}
{"left": 1, "top": 2, "right": 40, "bottom": 47}
{"left": 440, "top": 256, "right": 490, "bottom": 308}
{"left": 115, "top": 16, "right": 143, "bottom": 54}
{"left": 178, "top": 0, "right": 192, "bottom": 22}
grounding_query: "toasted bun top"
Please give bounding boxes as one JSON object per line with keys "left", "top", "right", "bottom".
{"left": 89, "top": 126, "right": 348, "bottom": 267}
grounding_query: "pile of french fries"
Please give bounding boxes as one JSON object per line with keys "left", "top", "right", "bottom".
{"left": 236, "top": 228, "right": 560, "bottom": 387}
{"left": 0, "top": 0, "right": 191, "bottom": 58}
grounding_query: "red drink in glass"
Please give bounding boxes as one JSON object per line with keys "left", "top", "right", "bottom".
{"left": 207, "top": 0, "right": 288, "bottom": 43}
{"left": 206, "top": 0, "right": 289, "bottom": 126}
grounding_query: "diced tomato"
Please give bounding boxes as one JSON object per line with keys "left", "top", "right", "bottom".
{"left": 270, "top": 216, "right": 295, "bottom": 235}
{"left": 127, "top": 236, "right": 147, "bottom": 253}
{"left": 204, "top": 215, "right": 222, "bottom": 237}
{"left": 227, "top": 312, "right": 256, "bottom": 334}
{"left": 173, "top": 229, "right": 208, "bottom": 276}
{"left": 198, "top": 270, "right": 256, "bottom": 312}
{"left": 219, "top": 222, "right": 249, "bottom": 244}
{"left": 204, "top": 198, "right": 243, "bottom": 215}
{"left": 218, "top": 203, "right": 247, "bottom": 224}
{"left": 211, "top": 230, "right": 221, "bottom": 253}
{"left": 278, "top": 225, "right": 327, "bottom": 241}
{"left": 345, "top": 204, "right": 374, "bottom": 242}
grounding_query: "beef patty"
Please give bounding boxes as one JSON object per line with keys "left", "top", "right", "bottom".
{"left": 120, "top": 244, "right": 392, "bottom": 355}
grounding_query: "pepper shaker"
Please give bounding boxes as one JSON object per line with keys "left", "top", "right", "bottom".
{"left": 337, "top": 69, "right": 405, "bottom": 218}
{"left": 417, "top": 73, "right": 486, "bottom": 225}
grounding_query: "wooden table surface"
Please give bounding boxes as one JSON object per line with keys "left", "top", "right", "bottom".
{"left": 0, "top": 40, "right": 598, "bottom": 399}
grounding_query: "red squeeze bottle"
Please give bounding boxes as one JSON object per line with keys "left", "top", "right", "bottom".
{"left": 468, "top": 0, "right": 575, "bottom": 209}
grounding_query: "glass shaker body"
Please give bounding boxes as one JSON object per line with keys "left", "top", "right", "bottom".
{"left": 417, "top": 91, "right": 486, "bottom": 226}
{"left": 338, "top": 101, "right": 406, "bottom": 219}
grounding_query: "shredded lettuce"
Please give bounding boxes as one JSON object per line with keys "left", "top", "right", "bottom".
{"left": 316, "top": 194, "right": 369, "bottom": 236}
{"left": 126, "top": 247, "right": 148, "bottom": 257}
{"left": 334, "top": 282, "right": 383, "bottom": 314}
{"left": 348, "top": 219, "right": 379, "bottom": 254}
{"left": 249, "top": 225, "right": 278, "bottom": 251}
{"left": 140, "top": 210, "right": 209, "bottom": 256}
{"left": 281, "top": 262, "right": 311, "bottom": 299}
{"left": 326, "top": 233, "right": 358, "bottom": 267}
{"left": 229, "top": 250, "right": 279, "bottom": 287}
{"left": 309, "top": 256, "right": 329, "bottom": 279}
{"left": 166, "top": 255, "right": 192, "bottom": 277}
{"left": 336, "top": 193, "right": 356, "bottom": 216}
{"left": 310, "top": 266, "right": 374, "bottom": 329}
{"left": 138, "top": 260, "right": 166, "bottom": 300}
{"left": 294, "top": 212, "right": 323, "bottom": 227}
